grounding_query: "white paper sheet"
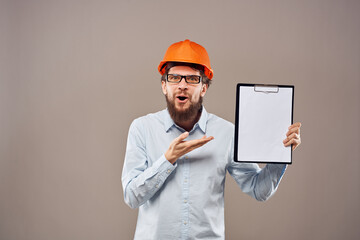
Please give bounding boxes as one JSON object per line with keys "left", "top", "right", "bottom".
{"left": 235, "top": 85, "right": 293, "bottom": 163}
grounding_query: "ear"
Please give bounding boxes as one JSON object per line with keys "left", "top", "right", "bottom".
{"left": 200, "top": 83, "right": 208, "bottom": 97}
{"left": 161, "top": 81, "right": 167, "bottom": 95}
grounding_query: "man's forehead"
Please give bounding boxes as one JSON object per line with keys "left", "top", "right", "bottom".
{"left": 168, "top": 66, "right": 200, "bottom": 75}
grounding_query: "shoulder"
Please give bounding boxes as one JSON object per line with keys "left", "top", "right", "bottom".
{"left": 207, "top": 112, "right": 234, "bottom": 130}
{"left": 130, "top": 109, "right": 166, "bottom": 129}
{"left": 132, "top": 109, "right": 165, "bottom": 122}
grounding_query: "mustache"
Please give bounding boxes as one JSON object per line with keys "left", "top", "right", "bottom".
{"left": 174, "top": 91, "right": 191, "bottom": 97}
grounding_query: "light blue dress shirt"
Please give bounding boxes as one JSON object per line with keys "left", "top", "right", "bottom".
{"left": 122, "top": 107, "right": 287, "bottom": 240}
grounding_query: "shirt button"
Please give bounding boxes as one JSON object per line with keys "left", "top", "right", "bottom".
{"left": 167, "top": 169, "right": 171, "bottom": 174}
{"left": 184, "top": 221, "right": 187, "bottom": 225}
{"left": 155, "top": 184, "right": 159, "bottom": 188}
{"left": 184, "top": 199, "right": 187, "bottom": 203}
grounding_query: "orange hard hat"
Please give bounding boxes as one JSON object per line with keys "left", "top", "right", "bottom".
{"left": 158, "top": 39, "right": 214, "bottom": 80}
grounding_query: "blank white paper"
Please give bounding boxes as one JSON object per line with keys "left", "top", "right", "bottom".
{"left": 237, "top": 85, "right": 293, "bottom": 163}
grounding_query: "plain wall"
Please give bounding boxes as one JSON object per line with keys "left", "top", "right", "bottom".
{"left": 1, "top": 0, "right": 359, "bottom": 239}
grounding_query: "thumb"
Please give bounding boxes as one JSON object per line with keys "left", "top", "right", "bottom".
{"left": 176, "top": 132, "right": 189, "bottom": 143}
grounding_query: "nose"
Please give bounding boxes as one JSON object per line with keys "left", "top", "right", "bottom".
{"left": 178, "top": 77, "right": 188, "bottom": 89}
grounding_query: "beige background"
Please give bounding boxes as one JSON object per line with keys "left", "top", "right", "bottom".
{"left": 1, "top": 0, "right": 359, "bottom": 239}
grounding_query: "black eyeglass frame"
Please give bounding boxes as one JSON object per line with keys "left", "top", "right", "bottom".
{"left": 166, "top": 74, "right": 202, "bottom": 84}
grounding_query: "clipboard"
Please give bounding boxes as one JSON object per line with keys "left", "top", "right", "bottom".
{"left": 234, "top": 83, "right": 294, "bottom": 164}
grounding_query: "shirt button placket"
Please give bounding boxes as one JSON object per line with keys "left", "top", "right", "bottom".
{"left": 181, "top": 155, "right": 190, "bottom": 239}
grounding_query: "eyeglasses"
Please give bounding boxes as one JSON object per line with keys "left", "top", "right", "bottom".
{"left": 166, "top": 74, "right": 202, "bottom": 84}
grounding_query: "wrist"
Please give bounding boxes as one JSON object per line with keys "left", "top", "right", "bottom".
{"left": 165, "top": 151, "right": 176, "bottom": 164}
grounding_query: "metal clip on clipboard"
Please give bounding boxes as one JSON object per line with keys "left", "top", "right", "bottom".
{"left": 254, "top": 84, "right": 279, "bottom": 93}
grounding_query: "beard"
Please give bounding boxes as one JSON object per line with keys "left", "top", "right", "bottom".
{"left": 165, "top": 94, "right": 203, "bottom": 123}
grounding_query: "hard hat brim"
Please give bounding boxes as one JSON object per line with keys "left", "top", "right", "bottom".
{"left": 158, "top": 61, "right": 213, "bottom": 80}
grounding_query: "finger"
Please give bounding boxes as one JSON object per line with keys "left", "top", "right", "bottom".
{"left": 186, "top": 136, "right": 214, "bottom": 149}
{"left": 177, "top": 137, "right": 214, "bottom": 157}
{"left": 288, "top": 122, "right": 301, "bottom": 130}
{"left": 283, "top": 138, "right": 301, "bottom": 148}
{"left": 283, "top": 138, "right": 294, "bottom": 147}
{"left": 293, "top": 137, "right": 301, "bottom": 150}
{"left": 286, "top": 127, "right": 300, "bottom": 137}
{"left": 175, "top": 132, "right": 189, "bottom": 143}
{"left": 187, "top": 140, "right": 213, "bottom": 153}
{"left": 292, "top": 138, "right": 301, "bottom": 150}
{"left": 283, "top": 136, "right": 299, "bottom": 146}
{"left": 284, "top": 133, "right": 300, "bottom": 143}
{"left": 188, "top": 136, "right": 214, "bottom": 146}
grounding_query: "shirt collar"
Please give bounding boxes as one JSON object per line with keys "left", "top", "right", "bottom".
{"left": 164, "top": 106, "right": 208, "bottom": 133}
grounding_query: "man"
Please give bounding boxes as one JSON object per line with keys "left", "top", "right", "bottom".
{"left": 122, "top": 39, "right": 301, "bottom": 240}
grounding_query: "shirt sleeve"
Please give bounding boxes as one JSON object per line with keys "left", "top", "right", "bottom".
{"left": 226, "top": 136, "right": 287, "bottom": 201}
{"left": 121, "top": 118, "right": 176, "bottom": 209}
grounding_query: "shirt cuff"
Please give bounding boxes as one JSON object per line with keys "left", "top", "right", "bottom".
{"left": 267, "top": 163, "right": 287, "bottom": 185}
{"left": 151, "top": 154, "right": 177, "bottom": 180}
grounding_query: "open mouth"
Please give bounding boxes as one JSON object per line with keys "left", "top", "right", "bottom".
{"left": 176, "top": 95, "right": 188, "bottom": 103}
{"left": 178, "top": 96, "right": 187, "bottom": 101}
